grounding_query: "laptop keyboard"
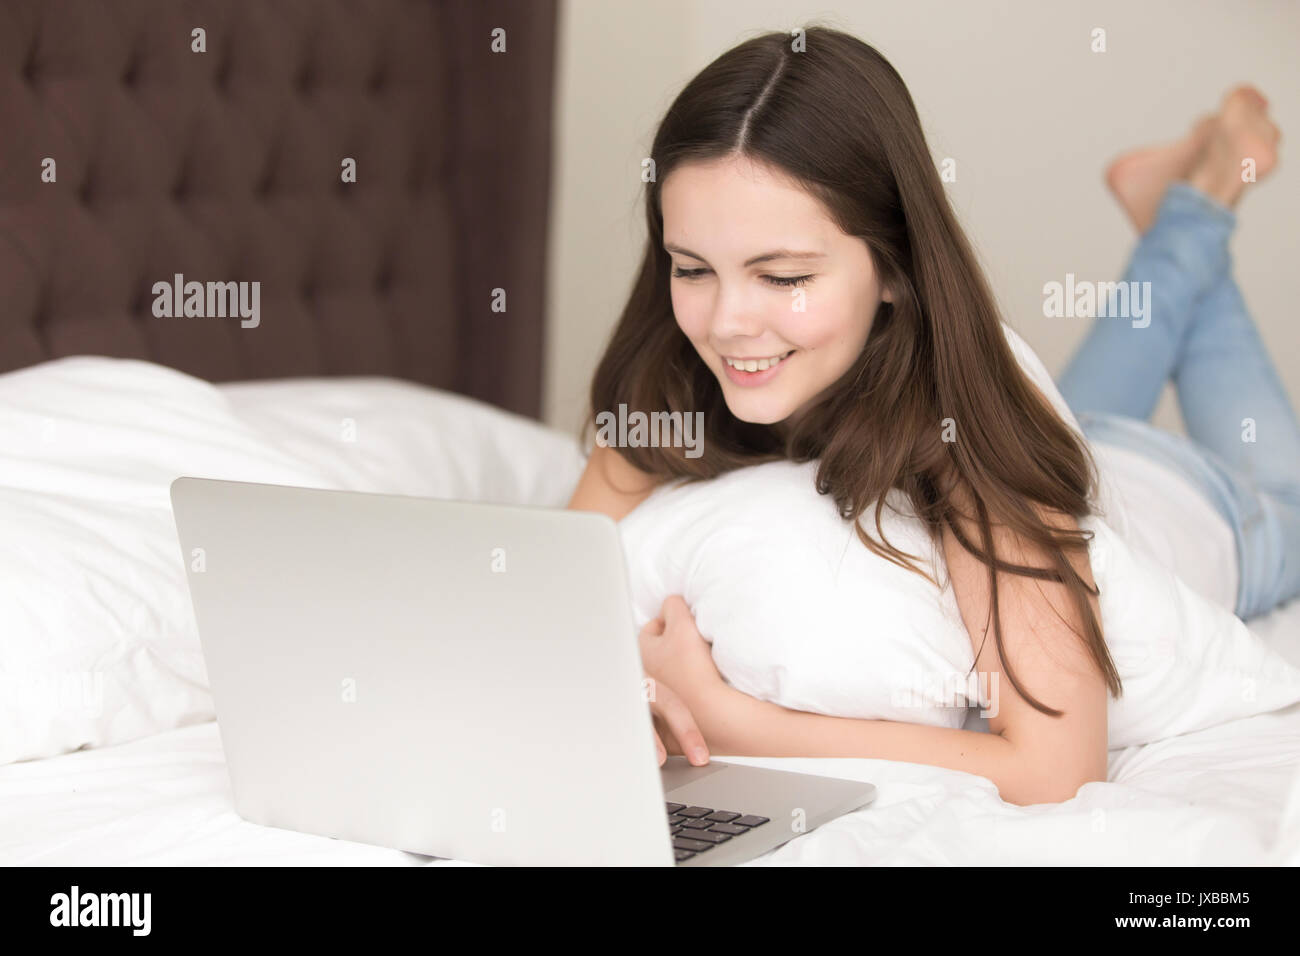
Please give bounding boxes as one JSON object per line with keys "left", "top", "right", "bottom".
{"left": 667, "top": 802, "right": 770, "bottom": 862}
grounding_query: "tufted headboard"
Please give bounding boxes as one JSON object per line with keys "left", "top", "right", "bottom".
{"left": 0, "top": 0, "right": 556, "bottom": 418}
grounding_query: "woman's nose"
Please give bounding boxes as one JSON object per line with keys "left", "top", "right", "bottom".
{"left": 709, "top": 284, "right": 767, "bottom": 340}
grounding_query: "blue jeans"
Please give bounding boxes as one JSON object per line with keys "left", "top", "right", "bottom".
{"left": 1058, "top": 182, "right": 1300, "bottom": 620}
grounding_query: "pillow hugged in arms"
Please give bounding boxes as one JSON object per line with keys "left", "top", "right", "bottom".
{"left": 617, "top": 458, "right": 1300, "bottom": 750}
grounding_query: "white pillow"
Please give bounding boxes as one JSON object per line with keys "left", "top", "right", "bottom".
{"left": 0, "top": 358, "right": 337, "bottom": 766}
{"left": 0, "top": 357, "right": 585, "bottom": 766}
{"left": 617, "top": 458, "right": 1300, "bottom": 749}
{"left": 218, "top": 377, "right": 586, "bottom": 506}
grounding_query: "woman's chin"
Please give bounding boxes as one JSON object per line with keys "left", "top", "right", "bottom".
{"left": 721, "top": 394, "right": 796, "bottom": 426}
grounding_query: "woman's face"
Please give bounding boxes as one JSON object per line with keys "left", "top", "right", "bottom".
{"left": 661, "top": 154, "right": 890, "bottom": 425}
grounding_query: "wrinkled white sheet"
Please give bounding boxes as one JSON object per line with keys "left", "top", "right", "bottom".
{"left": 3, "top": 687, "right": 1298, "bottom": 866}
{"left": 5, "top": 586, "right": 1298, "bottom": 867}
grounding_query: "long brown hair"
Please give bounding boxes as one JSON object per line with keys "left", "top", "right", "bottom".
{"left": 586, "top": 26, "right": 1120, "bottom": 715}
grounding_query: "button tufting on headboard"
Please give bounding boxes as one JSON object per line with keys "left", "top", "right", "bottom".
{"left": 0, "top": 0, "right": 557, "bottom": 418}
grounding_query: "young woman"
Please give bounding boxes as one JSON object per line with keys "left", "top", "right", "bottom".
{"left": 567, "top": 28, "right": 1294, "bottom": 804}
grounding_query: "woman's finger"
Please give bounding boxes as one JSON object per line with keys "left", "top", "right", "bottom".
{"left": 660, "top": 595, "right": 691, "bottom": 630}
{"left": 639, "top": 615, "right": 665, "bottom": 639}
{"left": 653, "top": 710, "right": 682, "bottom": 755}
{"left": 650, "top": 680, "right": 710, "bottom": 765}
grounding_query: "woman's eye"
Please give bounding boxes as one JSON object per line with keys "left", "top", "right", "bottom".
{"left": 670, "top": 267, "right": 815, "bottom": 288}
{"left": 764, "top": 274, "right": 815, "bottom": 288}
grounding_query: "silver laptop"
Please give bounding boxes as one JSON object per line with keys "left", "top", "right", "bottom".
{"left": 169, "top": 477, "right": 876, "bottom": 866}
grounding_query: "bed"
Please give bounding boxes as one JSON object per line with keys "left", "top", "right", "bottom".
{"left": 3, "top": 0, "right": 1299, "bottom": 868}
{"left": 6, "top": 690, "right": 1299, "bottom": 867}
{"left": 2, "top": 369, "right": 1299, "bottom": 867}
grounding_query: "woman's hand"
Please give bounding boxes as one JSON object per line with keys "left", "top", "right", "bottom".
{"left": 643, "top": 676, "right": 709, "bottom": 767}
{"left": 639, "top": 595, "right": 729, "bottom": 766}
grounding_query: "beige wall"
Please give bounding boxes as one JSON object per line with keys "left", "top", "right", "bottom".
{"left": 545, "top": 0, "right": 1300, "bottom": 436}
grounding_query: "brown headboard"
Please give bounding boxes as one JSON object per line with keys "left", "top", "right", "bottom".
{"left": 0, "top": 0, "right": 556, "bottom": 418}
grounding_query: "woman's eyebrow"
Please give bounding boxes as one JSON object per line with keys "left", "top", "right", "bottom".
{"left": 664, "top": 244, "right": 826, "bottom": 267}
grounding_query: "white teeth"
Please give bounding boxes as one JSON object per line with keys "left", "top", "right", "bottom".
{"left": 725, "top": 351, "right": 791, "bottom": 372}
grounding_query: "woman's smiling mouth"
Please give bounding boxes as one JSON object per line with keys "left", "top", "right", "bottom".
{"left": 721, "top": 349, "right": 795, "bottom": 386}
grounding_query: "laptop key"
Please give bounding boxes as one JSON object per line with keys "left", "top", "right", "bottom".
{"left": 666, "top": 803, "right": 686, "bottom": 814}
{"left": 674, "top": 849, "right": 697, "bottom": 861}
{"left": 733, "top": 815, "right": 770, "bottom": 827}
{"left": 705, "top": 811, "right": 740, "bottom": 823}
{"left": 680, "top": 818, "right": 715, "bottom": 830}
{"left": 708, "top": 822, "right": 749, "bottom": 835}
{"left": 672, "top": 835, "right": 716, "bottom": 852}
{"left": 667, "top": 814, "right": 688, "bottom": 826}
{"left": 677, "top": 806, "right": 714, "bottom": 818}
{"left": 684, "top": 829, "right": 730, "bottom": 844}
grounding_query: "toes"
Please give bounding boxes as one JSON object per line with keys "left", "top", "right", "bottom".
{"left": 1224, "top": 84, "right": 1266, "bottom": 108}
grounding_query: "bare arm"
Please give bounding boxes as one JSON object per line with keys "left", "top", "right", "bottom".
{"left": 566, "top": 443, "right": 657, "bottom": 520}
{"left": 693, "top": 493, "right": 1108, "bottom": 805}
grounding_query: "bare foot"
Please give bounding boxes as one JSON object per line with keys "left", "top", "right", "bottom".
{"left": 1188, "top": 85, "right": 1281, "bottom": 209}
{"left": 1106, "top": 115, "right": 1215, "bottom": 233}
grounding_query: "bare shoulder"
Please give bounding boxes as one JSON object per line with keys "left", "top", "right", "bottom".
{"left": 566, "top": 443, "right": 659, "bottom": 522}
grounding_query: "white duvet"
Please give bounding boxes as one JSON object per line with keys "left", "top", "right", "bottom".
{"left": 3, "top": 685, "right": 1299, "bottom": 865}
{"left": 3, "top": 356, "right": 1300, "bottom": 866}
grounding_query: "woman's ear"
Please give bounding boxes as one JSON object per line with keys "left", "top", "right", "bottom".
{"left": 881, "top": 284, "right": 894, "bottom": 304}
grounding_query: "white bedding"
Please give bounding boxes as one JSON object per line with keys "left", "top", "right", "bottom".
{"left": 3, "top": 668, "right": 1298, "bottom": 866}
{"left": 4, "top": 363, "right": 1300, "bottom": 866}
